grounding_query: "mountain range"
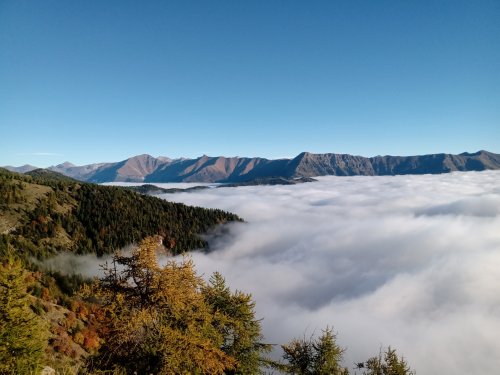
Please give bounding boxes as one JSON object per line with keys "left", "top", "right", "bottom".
{"left": 5, "top": 150, "right": 500, "bottom": 183}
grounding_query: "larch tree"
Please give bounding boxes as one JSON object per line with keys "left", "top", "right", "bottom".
{"left": 312, "top": 328, "right": 347, "bottom": 375}
{"left": 83, "top": 236, "right": 237, "bottom": 374}
{"left": 362, "top": 347, "right": 415, "bottom": 375}
{"left": 0, "top": 255, "right": 48, "bottom": 374}
{"left": 203, "top": 271, "right": 271, "bottom": 374}
{"left": 272, "top": 327, "right": 349, "bottom": 375}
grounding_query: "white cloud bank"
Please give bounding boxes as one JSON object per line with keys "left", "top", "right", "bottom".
{"left": 160, "top": 171, "right": 500, "bottom": 374}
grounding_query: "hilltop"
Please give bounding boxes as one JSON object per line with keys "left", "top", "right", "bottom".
{"left": 0, "top": 167, "right": 241, "bottom": 259}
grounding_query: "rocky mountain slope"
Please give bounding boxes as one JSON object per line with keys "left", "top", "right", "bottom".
{"left": 5, "top": 150, "right": 500, "bottom": 183}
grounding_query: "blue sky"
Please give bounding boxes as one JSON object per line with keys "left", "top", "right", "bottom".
{"left": 1, "top": 0, "right": 499, "bottom": 167}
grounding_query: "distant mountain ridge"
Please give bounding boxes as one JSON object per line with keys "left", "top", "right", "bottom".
{"left": 5, "top": 150, "right": 500, "bottom": 183}
{"left": 4, "top": 164, "right": 39, "bottom": 174}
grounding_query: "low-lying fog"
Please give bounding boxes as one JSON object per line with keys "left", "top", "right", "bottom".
{"left": 49, "top": 171, "right": 500, "bottom": 373}
{"left": 162, "top": 171, "right": 500, "bottom": 374}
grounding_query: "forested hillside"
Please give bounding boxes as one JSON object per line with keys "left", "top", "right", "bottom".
{"left": 0, "top": 168, "right": 247, "bottom": 372}
{"left": 0, "top": 167, "right": 241, "bottom": 260}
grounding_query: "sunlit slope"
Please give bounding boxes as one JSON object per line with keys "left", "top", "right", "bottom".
{"left": 38, "top": 150, "right": 500, "bottom": 183}
{"left": 0, "top": 168, "right": 241, "bottom": 259}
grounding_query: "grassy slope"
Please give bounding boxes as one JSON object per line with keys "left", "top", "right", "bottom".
{"left": 0, "top": 167, "right": 241, "bottom": 259}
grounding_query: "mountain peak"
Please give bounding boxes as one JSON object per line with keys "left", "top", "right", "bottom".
{"left": 297, "top": 151, "right": 312, "bottom": 156}
{"left": 459, "top": 150, "right": 490, "bottom": 157}
{"left": 3, "top": 164, "right": 39, "bottom": 174}
{"left": 23, "top": 150, "right": 500, "bottom": 183}
{"left": 157, "top": 156, "right": 173, "bottom": 163}
{"left": 127, "top": 154, "right": 155, "bottom": 161}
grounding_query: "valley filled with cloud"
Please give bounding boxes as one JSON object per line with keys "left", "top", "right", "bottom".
{"left": 44, "top": 171, "right": 500, "bottom": 373}
{"left": 161, "top": 171, "right": 500, "bottom": 374}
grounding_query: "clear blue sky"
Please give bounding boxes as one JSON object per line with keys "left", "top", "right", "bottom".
{"left": 1, "top": 0, "right": 499, "bottom": 167}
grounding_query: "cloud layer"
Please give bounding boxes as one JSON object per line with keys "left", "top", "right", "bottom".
{"left": 160, "top": 171, "right": 500, "bottom": 374}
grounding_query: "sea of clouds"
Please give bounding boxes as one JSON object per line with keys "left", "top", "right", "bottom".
{"left": 46, "top": 171, "right": 500, "bottom": 373}
{"left": 161, "top": 171, "right": 500, "bottom": 374}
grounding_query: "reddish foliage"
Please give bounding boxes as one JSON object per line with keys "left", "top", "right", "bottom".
{"left": 41, "top": 287, "right": 51, "bottom": 301}
{"left": 82, "top": 328, "right": 100, "bottom": 352}
{"left": 51, "top": 331, "right": 73, "bottom": 356}
{"left": 71, "top": 300, "right": 89, "bottom": 320}
{"left": 64, "top": 312, "right": 77, "bottom": 330}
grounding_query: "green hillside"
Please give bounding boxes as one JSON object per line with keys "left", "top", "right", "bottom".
{"left": 0, "top": 167, "right": 241, "bottom": 259}
{"left": 0, "top": 168, "right": 245, "bottom": 372}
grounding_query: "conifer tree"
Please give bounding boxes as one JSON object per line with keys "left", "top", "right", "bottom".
{"left": 83, "top": 236, "right": 236, "bottom": 374}
{"left": 204, "top": 272, "right": 271, "bottom": 374}
{"left": 363, "top": 347, "right": 414, "bottom": 375}
{"left": 0, "top": 255, "right": 48, "bottom": 374}
{"left": 272, "top": 328, "right": 349, "bottom": 375}
{"left": 312, "top": 328, "right": 347, "bottom": 375}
